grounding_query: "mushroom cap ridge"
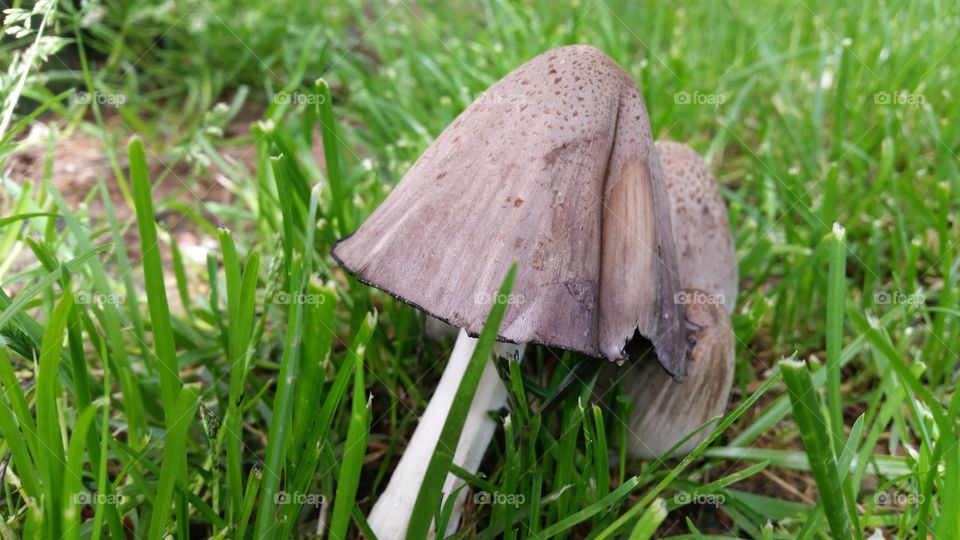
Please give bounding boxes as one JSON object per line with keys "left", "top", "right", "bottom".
{"left": 621, "top": 141, "right": 739, "bottom": 459}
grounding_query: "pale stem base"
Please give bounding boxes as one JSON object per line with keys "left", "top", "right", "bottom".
{"left": 367, "top": 329, "right": 524, "bottom": 539}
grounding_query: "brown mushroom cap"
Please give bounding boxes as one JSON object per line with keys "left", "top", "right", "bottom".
{"left": 655, "top": 140, "right": 737, "bottom": 311}
{"left": 333, "top": 45, "right": 688, "bottom": 376}
{"left": 622, "top": 297, "right": 735, "bottom": 458}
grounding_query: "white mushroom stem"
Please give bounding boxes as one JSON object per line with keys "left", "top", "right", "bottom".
{"left": 368, "top": 329, "right": 525, "bottom": 539}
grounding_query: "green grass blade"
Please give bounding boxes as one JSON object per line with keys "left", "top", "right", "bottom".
{"left": 237, "top": 465, "right": 263, "bottom": 540}
{"left": 406, "top": 263, "right": 517, "bottom": 540}
{"left": 781, "top": 359, "right": 854, "bottom": 540}
{"left": 147, "top": 385, "right": 200, "bottom": 540}
{"left": 0, "top": 89, "right": 72, "bottom": 146}
{"left": 291, "top": 284, "right": 338, "bottom": 459}
{"left": 219, "top": 228, "right": 259, "bottom": 522}
{"left": 728, "top": 308, "right": 904, "bottom": 448}
{"left": 315, "top": 79, "right": 349, "bottom": 235}
{"left": 96, "top": 174, "right": 149, "bottom": 383}
{"left": 281, "top": 310, "right": 362, "bottom": 530}
{"left": 0, "top": 347, "right": 40, "bottom": 499}
{"left": 0, "top": 212, "right": 57, "bottom": 229}
{"left": 539, "top": 477, "right": 639, "bottom": 538}
{"left": 329, "top": 312, "right": 377, "bottom": 540}
{"left": 129, "top": 137, "right": 182, "bottom": 417}
{"left": 0, "top": 339, "right": 39, "bottom": 456}
{"left": 0, "top": 245, "right": 110, "bottom": 332}
{"left": 61, "top": 403, "right": 99, "bottom": 540}
{"left": 252, "top": 283, "right": 310, "bottom": 537}
{"left": 36, "top": 290, "right": 74, "bottom": 537}
{"left": 628, "top": 498, "right": 667, "bottom": 540}
{"left": 92, "top": 333, "right": 124, "bottom": 540}
{"left": 591, "top": 404, "right": 610, "bottom": 497}
{"left": 269, "top": 153, "right": 296, "bottom": 273}
{"left": 795, "top": 414, "right": 864, "bottom": 539}
{"left": 168, "top": 237, "right": 192, "bottom": 311}
{"left": 825, "top": 224, "right": 846, "bottom": 450}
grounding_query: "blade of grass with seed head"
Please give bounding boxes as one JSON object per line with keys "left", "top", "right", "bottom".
{"left": 825, "top": 223, "right": 847, "bottom": 451}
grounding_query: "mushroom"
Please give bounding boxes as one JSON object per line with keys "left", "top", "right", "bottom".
{"left": 655, "top": 140, "right": 737, "bottom": 310}
{"left": 332, "top": 45, "right": 688, "bottom": 537}
{"left": 619, "top": 140, "right": 738, "bottom": 459}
